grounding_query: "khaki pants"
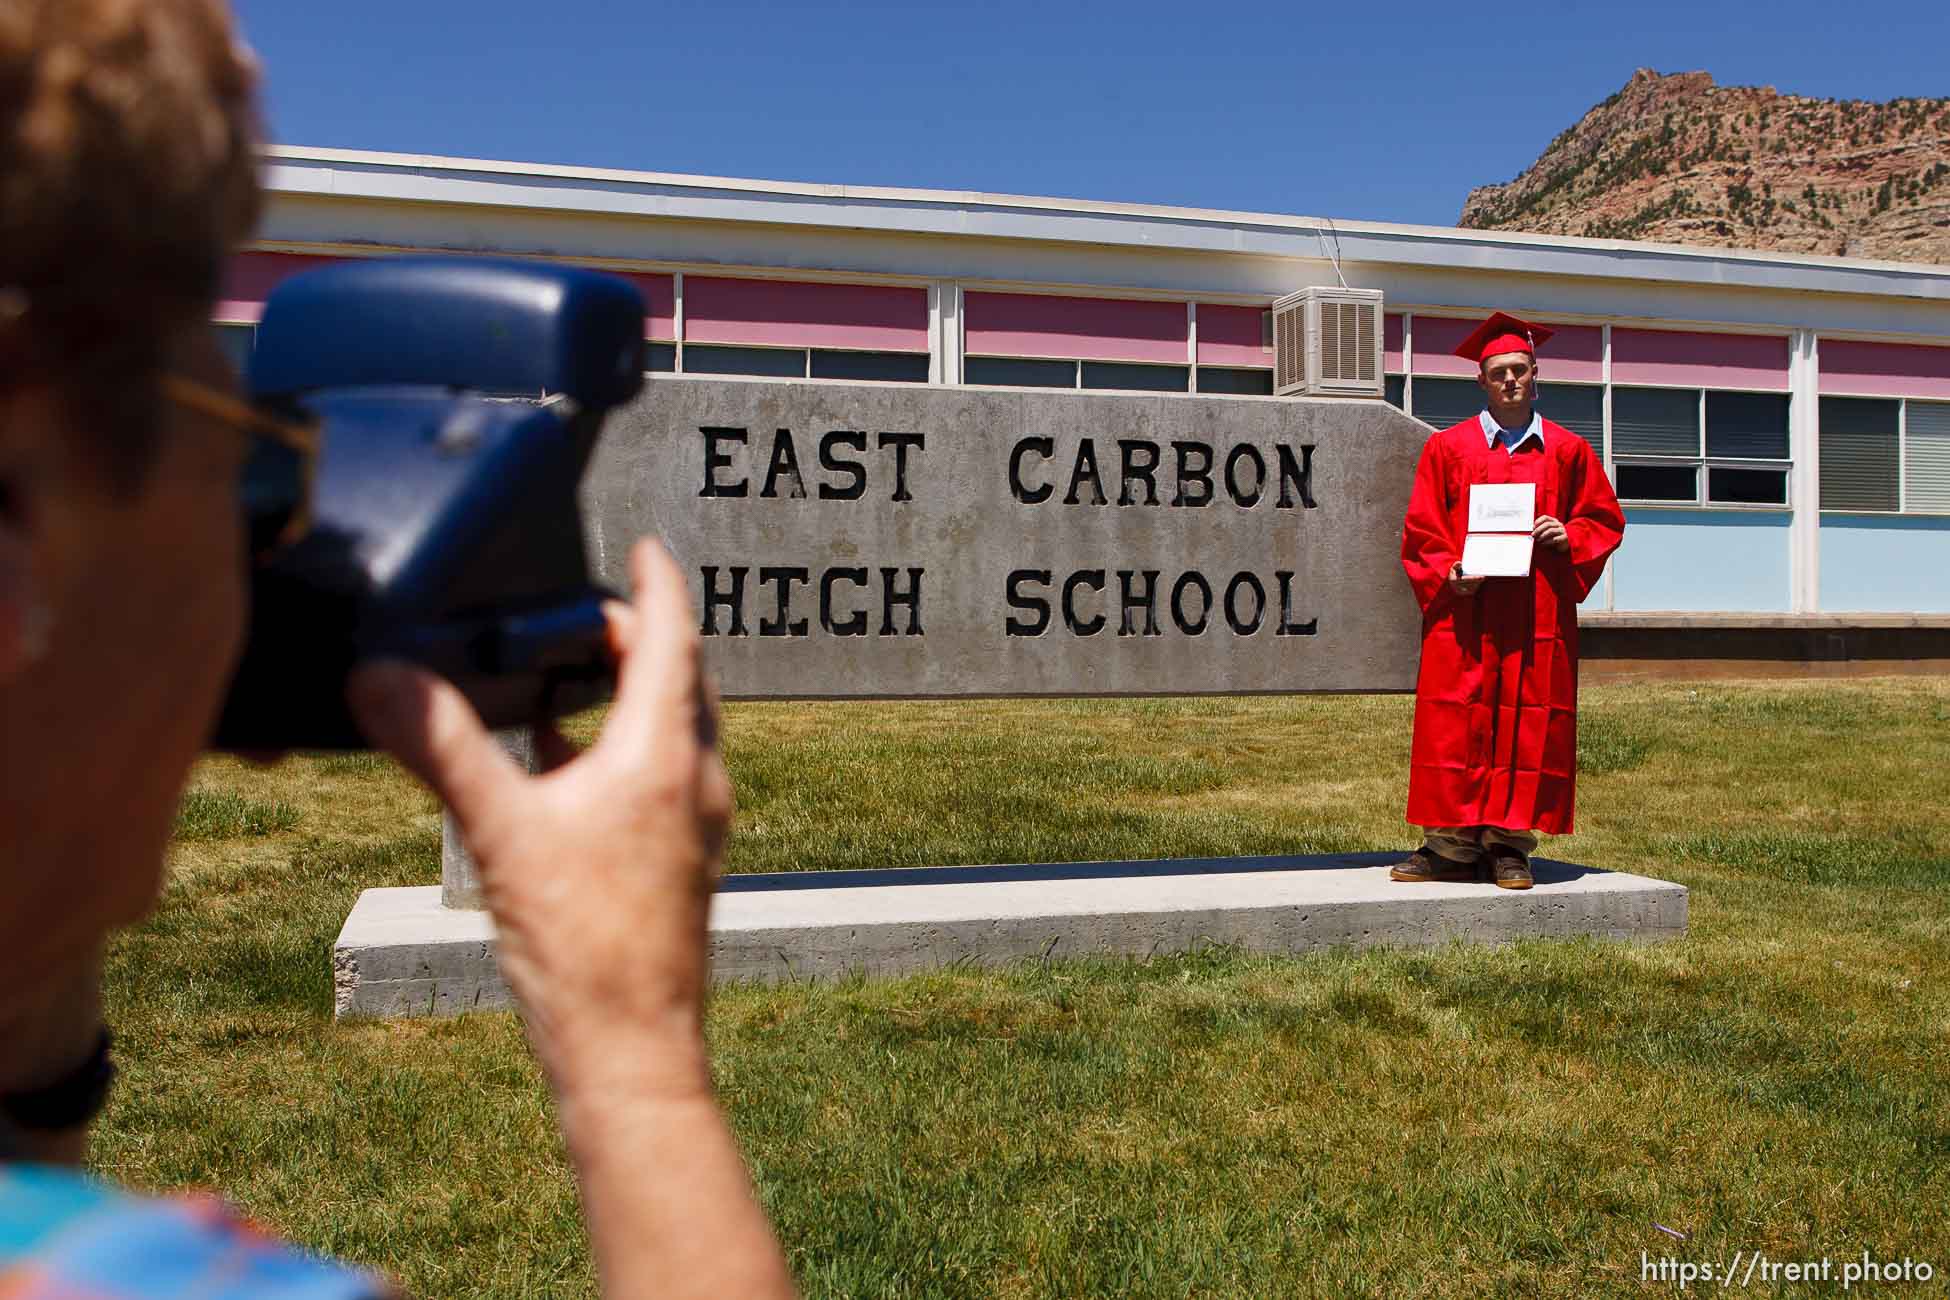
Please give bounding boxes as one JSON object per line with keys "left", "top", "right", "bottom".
{"left": 1422, "top": 826, "right": 1539, "bottom": 863}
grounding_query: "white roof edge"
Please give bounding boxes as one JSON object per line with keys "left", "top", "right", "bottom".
{"left": 261, "top": 143, "right": 1950, "bottom": 295}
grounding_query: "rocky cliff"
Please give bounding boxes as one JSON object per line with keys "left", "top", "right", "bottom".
{"left": 1458, "top": 69, "right": 1950, "bottom": 264}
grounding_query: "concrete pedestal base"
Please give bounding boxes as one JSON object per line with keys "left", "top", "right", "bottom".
{"left": 331, "top": 853, "right": 1687, "bottom": 1019}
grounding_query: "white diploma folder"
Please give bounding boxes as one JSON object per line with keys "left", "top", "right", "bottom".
{"left": 1467, "top": 482, "right": 1536, "bottom": 533}
{"left": 1461, "top": 531, "right": 1536, "bottom": 577}
{"left": 1461, "top": 483, "right": 1537, "bottom": 577}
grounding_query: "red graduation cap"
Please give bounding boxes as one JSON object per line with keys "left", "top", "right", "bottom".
{"left": 1453, "top": 311, "right": 1555, "bottom": 365}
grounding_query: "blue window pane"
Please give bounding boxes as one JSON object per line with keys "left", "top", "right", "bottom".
{"left": 965, "top": 357, "right": 1077, "bottom": 388}
{"left": 684, "top": 345, "right": 806, "bottom": 377}
{"left": 1081, "top": 362, "right": 1188, "bottom": 392}
{"left": 1616, "top": 463, "right": 1698, "bottom": 502}
{"left": 214, "top": 323, "right": 254, "bottom": 376}
{"left": 1412, "top": 377, "right": 1484, "bottom": 429}
{"left": 811, "top": 350, "right": 929, "bottom": 383}
{"left": 1705, "top": 391, "right": 1790, "bottom": 459}
{"left": 1200, "top": 367, "right": 1275, "bottom": 396}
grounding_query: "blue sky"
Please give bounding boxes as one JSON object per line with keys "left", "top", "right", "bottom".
{"left": 232, "top": 0, "right": 1947, "bottom": 228}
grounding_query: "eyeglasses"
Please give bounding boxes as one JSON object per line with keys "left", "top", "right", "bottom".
{"left": 162, "top": 374, "right": 320, "bottom": 556}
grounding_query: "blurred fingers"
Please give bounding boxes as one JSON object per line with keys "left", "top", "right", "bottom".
{"left": 346, "top": 660, "right": 524, "bottom": 837}
{"left": 606, "top": 539, "right": 706, "bottom": 757}
{"left": 601, "top": 598, "right": 638, "bottom": 662}
{"left": 533, "top": 718, "right": 582, "bottom": 774}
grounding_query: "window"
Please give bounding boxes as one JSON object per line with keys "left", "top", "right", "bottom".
{"left": 1707, "top": 467, "right": 1788, "bottom": 505}
{"left": 1706, "top": 392, "right": 1791, "bottom": 459}
{"left": 1199, "top": 367, "right": 1274, "bottom": 396}
{"left": 1410, "top": 377, "right": 1485, "bottom": 429}
{"left": 1908, "top": 400, "right": 1950, "bottom": 514}
{"left": 966, "top": 356, "right": 1079, "bottom": 389}
{"left": 1081, "top": 361, "right": 1187, "bottom": 392}
{"left": 683, "top": 344, "right": 807, "bottom": 378}
{"left": 1613, "top": 385, "right": 1790, "bottom": 506}
{"left": 1615, "top": 464, "right": 1698, "bottom": 502}
{"left": 647, "top": 342, "right": 677, "bottom": 373}
{"left": 1409, "top": 378, "right": 1604, "bottom": 462}
{"left": 1816, "top": 338, "right": 1950, "bottom": 515}
{"left": 1541, "top": 384, "right": 1604, "bottom": 462}
{"left": 1815, "top": 395, "right": 1950, "bottom": 516}
{"left": 1613, "top": 387, "right": 1698, "bottom": 457}
{"left": 214, "top": 323, "right": 254, "bottom": 375}
{"left": 673, "top": 344, "right": 929, "bottom": 383}
{"left": 810, "top": 350, "right": 929, "bottom": 383}
{"left": 1819, "top": 397, "right": 1900, "bottom": 512}
{"left": 1383, "top": 374, "right": 1405, "bottom": 409}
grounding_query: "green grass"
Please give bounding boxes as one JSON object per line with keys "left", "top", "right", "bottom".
{"left": 172, "top": 790, "right": 302, "bottom": 840}
{"left": 95, "top": 679, "right": 1950, "bottom": 1298}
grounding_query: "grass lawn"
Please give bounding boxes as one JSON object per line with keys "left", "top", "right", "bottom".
{"left": 95, "top": 679, "right": 1949, "bottom": 1297}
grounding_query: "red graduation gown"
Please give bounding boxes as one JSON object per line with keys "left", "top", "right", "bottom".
{"left": 1400, "top": 417, "right": 1624, "bottom": 835}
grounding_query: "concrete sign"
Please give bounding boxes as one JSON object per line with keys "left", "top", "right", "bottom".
{"left": 583, "top": 378, "right": 1428, "bottom": 697}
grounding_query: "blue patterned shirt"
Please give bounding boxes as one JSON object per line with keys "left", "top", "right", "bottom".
{"left": 1, "top": 1165, "right": 388, "bottom": 1299}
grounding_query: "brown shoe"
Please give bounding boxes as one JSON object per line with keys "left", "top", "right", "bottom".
{"left": 1390, "top": 848, "right": 1480, "bottom": 883}
{"left": 1489, "top": 849, "right": 1534, "bottom": 890}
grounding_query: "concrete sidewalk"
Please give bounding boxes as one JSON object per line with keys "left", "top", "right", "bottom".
{"left": 333, "top": 853, "right": 1688, "bottom": 1018}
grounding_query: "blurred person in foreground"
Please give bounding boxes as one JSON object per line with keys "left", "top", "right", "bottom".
{"left": 0, "top": 2, "right": 796, "bottom": 1296}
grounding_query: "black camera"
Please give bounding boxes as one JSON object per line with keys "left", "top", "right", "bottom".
{"left": 210, "top": 258, "right": 646, "bottom": 750}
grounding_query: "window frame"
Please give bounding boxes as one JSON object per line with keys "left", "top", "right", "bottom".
{"left": 1814, "top": 392, "right": 1903, "bottom": 517}
{"left": 963, "top": 354, "right": 1082, "bottom": 390}
{"left": 212, "top": 320, "right": 257, "bottom": 376}
{"left": 1194, "top": 366, "right": 1276, "bottom": 397}
{"left": 1898, "top": 396, "right": 1950, "bottom": 517}
{"left": 672, "top": 340, "right": 931, "bottom": 384}
{"left": 961, "top": 355, "right": 1215, "bottom": 395}
{"left": 1610, "top": 381, "right": 1793, "bottom": 512}
{"left": 1813, "top": 392, "right": 1950, "bottom": 518}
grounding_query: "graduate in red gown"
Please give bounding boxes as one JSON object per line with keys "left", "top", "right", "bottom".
{"left": 1392, "top": 312, "right": 1625, "bottom": 890}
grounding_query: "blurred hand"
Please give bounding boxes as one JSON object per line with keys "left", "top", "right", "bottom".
{"left": 1533, "top": 514, "right": 1570, "bottom": 552}
{"left": 347, "top": 538, "right": 729, "bottom": 1096}
{"left": 1447, "top": 562, "right": 1486, "bottom": 597}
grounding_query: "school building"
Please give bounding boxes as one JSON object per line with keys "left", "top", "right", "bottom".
{"left": 228, "top": 145, "right": 1950, "bottom": 674}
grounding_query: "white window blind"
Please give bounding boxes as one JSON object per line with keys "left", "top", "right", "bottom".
{"left": 1905, "top": 400, "right": 1950, "bottom": 514}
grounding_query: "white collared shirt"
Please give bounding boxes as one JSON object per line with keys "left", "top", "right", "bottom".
{"left": 1478, "top": 408, "right": 1544, "bottom": 454}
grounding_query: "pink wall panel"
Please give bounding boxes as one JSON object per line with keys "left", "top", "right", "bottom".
{"left": 217, "top": 251, "right": 341, "bottom": 322}
{"left": 1818, "top": 339, "right": 1950, "bottom": 399}
{"left": 1195, "top": 303, "right": 1270, "bottom": 368}
{"left": 1612, "top": 327, "right": 1789, "bottom": 390}
{"left": 1532, "top": 323, "right": 1602, "bottom": 383}
{"left": 221, "top": 253, "right": 681, "bottom": 341}
{"left": 685, "top": 276, "right": 926, "bottom": 351}
{"left": 1384, "top": 313, "right": 1404, "bottom": 373}
{"left": 1408, "top": 316, "right": 1482, "bottom": 377}
{"left": 1409, "top": 315, "right": 1603, "bottom": 382}
{"left": 614, "top": 272, "right": 677, "bottom": 341}
{"left": 964, "top": 291, "right": 1188, "bottom": 364}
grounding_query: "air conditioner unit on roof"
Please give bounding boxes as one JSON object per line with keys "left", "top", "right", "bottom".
{"left": 1272, "top": 286, "right": 1384, "bottom": 398}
